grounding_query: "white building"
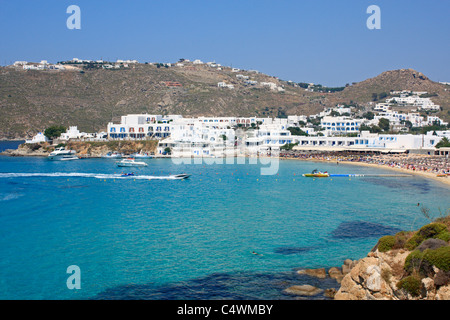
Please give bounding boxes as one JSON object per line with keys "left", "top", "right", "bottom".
{"left": 108, "top": 114, "right": 172, "bottom": 140}
{"left": 292, "top": 131, "right": 440, "bottom": 152}
{"left": 320, "top": 116, "right": 363, "bottom": 136}
{"left": 59, "top": 126, "right": 83, "bottom": 141}
{"left": 217, "top": 82, "right": 234, "bottom": 89}
{"left": 25, "top": 132, "right": 48, "bottom": 144}
{"left": 426, "top": 116, "right": 448, "bottom": 126}
{"left": 387, "top": 95, "right": 440, "bottom": 111}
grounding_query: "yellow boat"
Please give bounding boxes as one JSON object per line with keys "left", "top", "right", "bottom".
{"left": 303, "top": 170, "right": 329, "bottom": 178}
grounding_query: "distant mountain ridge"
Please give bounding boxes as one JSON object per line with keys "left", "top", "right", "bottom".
{"left": 0, "top": 63, "right": 448, "bottom": 140}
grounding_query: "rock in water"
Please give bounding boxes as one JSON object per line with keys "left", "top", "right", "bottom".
{"left": 284, "top": 285, "right": 323, "bottom": 297}
{"left": 297, "top": 268, "right": 327, "bottom": 279}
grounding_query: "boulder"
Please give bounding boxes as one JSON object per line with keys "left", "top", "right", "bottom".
{"left": 434, "top": 270, "right": 450, "bottom": 287}
{"left": 436, "top": 285, "right": 450, "bottom": 300}
{"left": 416, "top": 238, "right": 448, "bottom": 252}
{"left": 342, "top": 259, "right": 358, "bottom": 275}
{"left": 297, "top": 268, "right": 326, "bottom": 279}
{"left": 328, "top": 267, "right": 344, "bottom": 283}
{"left": 284, "top": 285, "right": 323, "bottom": 297}
{"left": 335, "top": 257, "right": 394, "bottom": 300}
{"left": 324, "top": 288, "right": 337, "bottom": 298}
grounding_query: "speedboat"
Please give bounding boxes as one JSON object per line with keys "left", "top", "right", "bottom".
{"left": 48, "top": 147, "right": 79, "bottom": 161}
{"left": 121, "top": 172, "right": 135, "bottom": 176}
{"left": 302, "top": 169, "right": 329, "bottom": 178}
{"left": 116, "top": 158, "right": 148, "bottom": 167}
{"left": 171, "top": 174, "right": 190, "bottom": 180}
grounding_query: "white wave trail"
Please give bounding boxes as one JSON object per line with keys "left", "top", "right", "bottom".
{"left": 0, "top": 172, "right": 179, "bottom": 180}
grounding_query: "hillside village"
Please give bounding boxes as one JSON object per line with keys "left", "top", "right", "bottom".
{"left": 25, "top": 99, "right": 449, "bottom": 158}
{"left": 3, "top": 58, "right": 450, "bottom": 158}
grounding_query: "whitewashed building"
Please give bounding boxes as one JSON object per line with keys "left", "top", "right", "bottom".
{"left": 25, "top": 132, "right": 49, "bottom": 144}
{"left": 320, "top": 116, "right": 363, "bottom": 136}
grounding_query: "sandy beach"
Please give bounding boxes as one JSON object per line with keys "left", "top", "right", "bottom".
{"left": 338, "top": 160, "right": 450, "bottom": 187}
{"left": 279, "top": 152, "right": 450, "bottom": 188}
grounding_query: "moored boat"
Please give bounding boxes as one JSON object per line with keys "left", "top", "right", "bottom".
{"left": 48, "top": 147, "right": 79, "bottom": 161}
{"left": 102, "top": 152, "right": 123, "bottom": 159}
{"left": 116, "top": 158, "right": 148, "bottom": 167}
{"left": 132, "top": 151, "right": 153, "bottom": 158}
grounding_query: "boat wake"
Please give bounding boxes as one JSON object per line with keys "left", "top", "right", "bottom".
{"left": 0, "top": 172, "right": 187, "bottom": 180}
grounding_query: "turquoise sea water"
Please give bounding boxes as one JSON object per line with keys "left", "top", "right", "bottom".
{"left": 0, "top": 147, "right": 449, "bottom": 299}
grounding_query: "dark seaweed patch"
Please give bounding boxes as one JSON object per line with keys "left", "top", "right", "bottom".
{"left": 274, "top": 246, "right": 318, "bottom": 255}
{"left": 331, "top": 221, "right": 401, "bottom": 239}
{"left": 90, "top": 271, "right": 340, "bottom": 300}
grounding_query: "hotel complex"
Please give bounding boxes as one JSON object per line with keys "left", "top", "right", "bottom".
{"left": 99, "top": 110, "right": 449, "bottom": 157}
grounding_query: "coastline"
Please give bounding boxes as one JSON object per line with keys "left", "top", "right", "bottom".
{"left": 279, "top": 156, "right": 450, "bottom": 188}
{"left": 338, "top": 160, "right": 450, "bottom": 187}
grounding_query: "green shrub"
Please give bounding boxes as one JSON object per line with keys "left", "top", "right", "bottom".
{"left": 405, "top": 223, "right": 449, "bottom": 250}
{"left": 397, "top": 276, "right": 422, "bottom": 297}
{"left": 404, "top": 250, "right": 424, "bottom": 272}
{"left": 419, "top": 223, "right": 448, "bottom": 238}
{"left": 406, "top": 234, "right": 424, "bottom": 251}
{"left": 424, "top": 246, "right": 450, "bottom": 272}
{"left": 436, "top": 231, "right": 450, "bottom": 242}
{"left": 405, "top": 247, "right": 450, "bottom": 275}
{"left": 393, "top": 231, "right": 412, "bottom": 249}
{"left": 378, "top": 236, "right": 395, "bottom": 252}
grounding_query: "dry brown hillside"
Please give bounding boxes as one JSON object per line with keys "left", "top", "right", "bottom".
{"left": 0, "top": 64, "right": 448, "bottom": 140}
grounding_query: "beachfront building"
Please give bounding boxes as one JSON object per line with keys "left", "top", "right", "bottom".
{"left": 107, "top": 114, "right": 173, "bottom": 140}
{"left": 320, "top": 116, "right": 363, "bottom": 136}
{"left": 158, "top": 121, "right": 236, "bottom": 157}
{"left": 59, "top": 126, "right": 82, "bottom": 141}
{"left": 247, "top": 124, "right": 294, "bottom": 155}
{"left": 58, "top": 126, "right": 106, "bottom": 141}
{"left": 25, "top": 132, "right": 49, "bottom": 144}
{"left": 291, "top": 131, "right": 441, "bottom": 153}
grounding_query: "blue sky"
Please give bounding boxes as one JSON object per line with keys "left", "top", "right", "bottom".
{"left": 0, "top": 0, "right": 448, "bottom": 86}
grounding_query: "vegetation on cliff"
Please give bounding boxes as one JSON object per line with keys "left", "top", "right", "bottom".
{"left": 2, "top": 140, "right": 158, "bottom": 157}
{"left": 335, "top": 209, "right": 450, "bottom": 300}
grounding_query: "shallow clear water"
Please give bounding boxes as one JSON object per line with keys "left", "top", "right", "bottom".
{"left": 0, "top": 150, "right": 448, "bottom": 299}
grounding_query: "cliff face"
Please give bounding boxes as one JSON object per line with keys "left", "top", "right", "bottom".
{"left": 1, "top": 140, "right": 158, "bottom": 157}
{"left": 335, "top": 220, "right": 450, "bottom": 300}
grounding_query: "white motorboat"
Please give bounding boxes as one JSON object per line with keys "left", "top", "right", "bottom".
{"left": 116, "top": 158, "right": 148, "bottom": 167}
{"left": 102, "top": 152, "right": 123, "bottom": 159}
{"left": 48, "top": 147, "right": 79, "bottom": 161}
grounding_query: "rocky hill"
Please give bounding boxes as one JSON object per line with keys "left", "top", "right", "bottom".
{"left": 0, "top": 62, "right": 449, "bottom": 140}
{"left": 335, "top": 216, "right": 450, "bottom": 300}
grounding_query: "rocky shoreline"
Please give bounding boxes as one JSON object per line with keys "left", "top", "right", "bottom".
{"left": 286, "top": 217, "right": 450, "bottom": 300}
{"left": 0, "top": 140, "right": 159, "bottom": 157}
